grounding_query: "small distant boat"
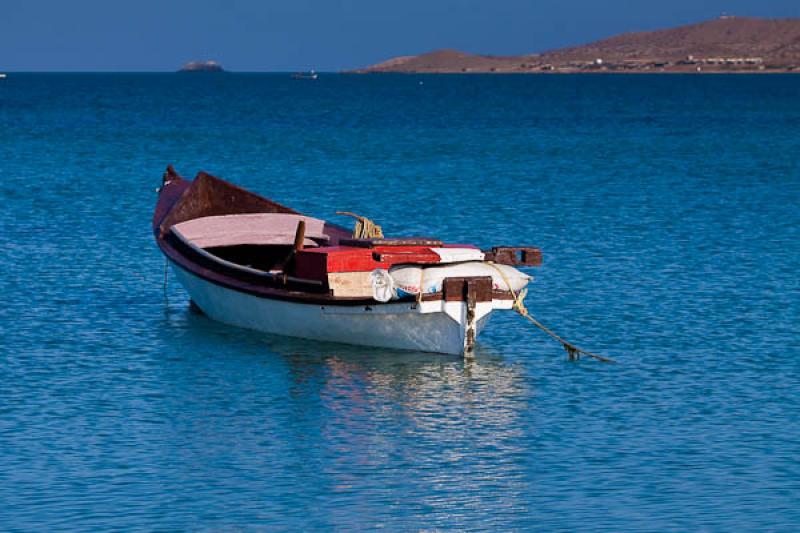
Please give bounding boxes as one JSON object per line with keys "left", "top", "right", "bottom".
{"left": 292, "top": 70, "right": 318, "bottom": 80}
{"left": 0, "top": 74, "right": 7, "bottom": 79}
{"left": 154, "top": 167, "right": 541, "bottom": 356}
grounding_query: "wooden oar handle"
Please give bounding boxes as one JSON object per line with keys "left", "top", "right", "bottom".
{"left": 293, "top": 220, "right": 306, "bottom": 251}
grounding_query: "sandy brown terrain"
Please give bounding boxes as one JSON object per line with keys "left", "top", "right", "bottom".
{"left": 352, "top": 17, "right": 800, "bottom": 73}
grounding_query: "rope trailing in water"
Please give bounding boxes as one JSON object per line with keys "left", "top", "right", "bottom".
{"left": 336, "top": 212, "right": 384, "bottom": 239}
{"left": 163, "top": 257, "right": 169, "bottom": 303}
{"left": 488, "top": 263, "right": 615, "bottom": 363}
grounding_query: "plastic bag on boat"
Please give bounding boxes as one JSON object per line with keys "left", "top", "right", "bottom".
{"left": 390, "top": 262, "right": 531, "bottom": 298}
{"left": 370, "top": 269, "right": 396, "bottom": 302}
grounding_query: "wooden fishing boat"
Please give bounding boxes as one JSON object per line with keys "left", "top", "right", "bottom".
{"left": 153, "top": 166, "right": 541, "bottom": 356}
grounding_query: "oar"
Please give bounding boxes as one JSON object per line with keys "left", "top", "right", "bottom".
{"left": 275, "top": 220, "right": 306, "bottom": 280}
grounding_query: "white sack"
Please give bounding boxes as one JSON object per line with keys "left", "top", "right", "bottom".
{"left": 390, "top": 262, "right": 531, "bottom": 298}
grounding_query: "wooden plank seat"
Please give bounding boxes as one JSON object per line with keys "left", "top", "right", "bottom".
{"left": 171, "top": 213, "right": 329, "bottom": 249}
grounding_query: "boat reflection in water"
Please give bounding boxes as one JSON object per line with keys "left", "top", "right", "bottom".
{"left": 158, "top": 305, "right": 532, "bottom": 525}
{"left": 289, "top": 343, "right": 531, "bottom": 523}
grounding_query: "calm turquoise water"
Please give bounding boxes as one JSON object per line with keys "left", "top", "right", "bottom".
{"left": 1, "top": 73, "right": 799, "bottom": 530}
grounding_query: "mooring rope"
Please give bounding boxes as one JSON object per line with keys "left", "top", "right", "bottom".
{"left": 488, "top": 263, "right": 615, "bottom": 363}
{"left": 336, "top": 212, "right": 384, "bottom": 239}
{"left": 163, "top": 257, "right": 169, "bottom": 304}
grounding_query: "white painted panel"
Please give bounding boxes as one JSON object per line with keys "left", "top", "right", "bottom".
{"left": 430, "top": 247, "right": 485, "bottom": 263}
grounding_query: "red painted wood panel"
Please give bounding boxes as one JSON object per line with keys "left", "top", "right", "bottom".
{"left": 295, "top": 245, "right": 452, "bottom": 276}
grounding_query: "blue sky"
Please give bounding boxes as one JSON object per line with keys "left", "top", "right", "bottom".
{"left": 1, "top": 0, "right": 799, "bottom": 71}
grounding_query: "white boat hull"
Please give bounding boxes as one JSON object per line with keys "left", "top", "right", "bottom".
{"left": 171, "top": 263, "right": 512, "bottom": 355}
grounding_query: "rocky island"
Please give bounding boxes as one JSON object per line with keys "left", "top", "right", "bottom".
{"left": 352, "top": 17, "right": 800, "bottom": 74}
{"left": 178, "top": 60, "right": 224, "bottom": 73}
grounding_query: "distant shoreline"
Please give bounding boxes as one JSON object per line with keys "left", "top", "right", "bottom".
{"left": 2, "top": 70, "right": 799, "bottom": 75}
{"left": 348, "top": 69, "right": 799, "bottom": 75}
{"left": 352, "top": 16, "right": 800, "bottom": 75}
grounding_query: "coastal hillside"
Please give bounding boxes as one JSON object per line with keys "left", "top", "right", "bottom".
{"left": 353, "top": 17, "right": 800, "bottom": 73}
{"left": 362, "top": 49, "right": 516, "bottom": 73}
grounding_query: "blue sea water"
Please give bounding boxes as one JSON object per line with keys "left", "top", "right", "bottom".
{"left": 0, "top": 73, "right": 798, "bottom": 531}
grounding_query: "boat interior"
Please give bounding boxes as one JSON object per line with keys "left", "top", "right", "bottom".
{"left": 170, "top": 213, "right": 331, "bottom": 273}
{"left": 204, "top": 244, "right": 297, "bottom": 272}
{"left": 155, "top": 167, "right": 542, "bottom": 300}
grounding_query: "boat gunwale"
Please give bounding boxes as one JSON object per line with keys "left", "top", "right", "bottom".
{"left": 160, "top": 233, "right": 515, "bottom": 306}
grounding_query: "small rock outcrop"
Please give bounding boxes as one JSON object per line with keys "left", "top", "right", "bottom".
{"left": 178, "top": 60, "right": 224, "bottom": 72}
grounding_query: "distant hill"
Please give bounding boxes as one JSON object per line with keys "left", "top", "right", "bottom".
{"left": 352, "top": 17, "right": 800, "bottom": 73}
{"left": 542, "top": 17, "right": 800, "bottom": 63}
{"left": 357, "top": 49, "right": 515, "bottom": 73}
{"left": 364, "top": 49, "right": 511, "bottom": 72}
{"left": 179, "top": 60, "right": 224, "bottom": 72}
